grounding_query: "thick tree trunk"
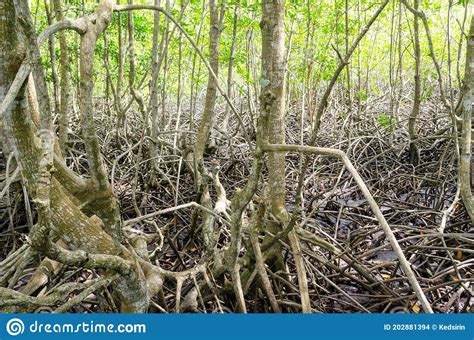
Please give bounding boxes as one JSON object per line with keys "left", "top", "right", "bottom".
{"left": 0, "top": 0, "right": 24, "bottom": 142}
{"left": 78, "top": 0, "right": 122, "bottom": 243}
{"left": 260, "top": 0, "right": 287, "bottom": 220}
{"left": 194, "top": 0, "right": 224, "bottom": 163}
{"left": 460, "top": 15, "right": 474, "bottom": 224}
{"left": 1, "top": 0, "right": 149, "bottom": 312}
{"left": 260, "top": 0, "right": 311, "bottom": 313}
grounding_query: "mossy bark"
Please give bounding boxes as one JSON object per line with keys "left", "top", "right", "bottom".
{"left": 1, "top": 0, "right": 149, "bottom": 313}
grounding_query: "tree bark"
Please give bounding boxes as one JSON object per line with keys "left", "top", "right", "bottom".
{"left": 260, "top": 0, "right": 311, "bottom": 313}
{"left": 408, "top": 0, "right": 421, "bottom": 165}
{"left": 78, "top": 0, "right": 122, "bottom": 242}
{"left": 53, "top": 0, "right": 71, "bottom": 155}
{"left": 194, "top": 0, "right": 224, "bottom": 163}
{"left": 460, "top": 15, "right": 474, "bottom": 224}
{"left": 222, "top": 0, "right": 239, "bottom": 133}
{"left": 260, "top": 0, "right": 287, "bottom": 220}
{"left": 1, "top": 0, "right": 149, "bottom": 313}
{"left": 44, "top": 0, "right": 61, "bottom": 116}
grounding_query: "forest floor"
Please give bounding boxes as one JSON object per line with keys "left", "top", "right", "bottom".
{"left": 0, "top": 88, "right": 472, "bottom": 313}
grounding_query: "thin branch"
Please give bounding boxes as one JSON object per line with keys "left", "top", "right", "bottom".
{"left": 312, "top": 0, "right": 389, "bottom": 140}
